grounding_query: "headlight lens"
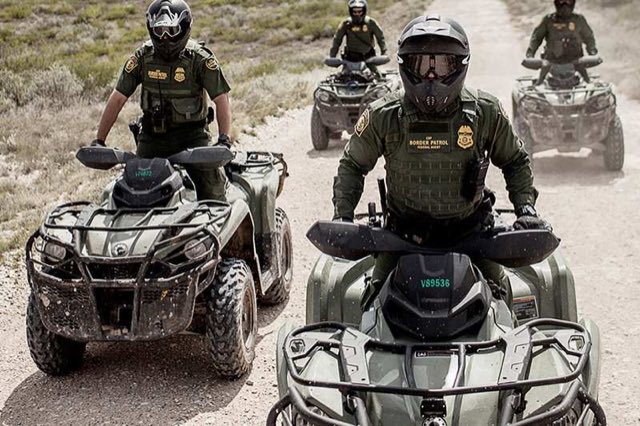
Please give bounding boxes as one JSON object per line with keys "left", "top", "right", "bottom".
{"left": 316, "top": 90, "right": 332, "bottom": 103}
{"left": 587, "top": 94, "right": 613, "bottom": 112}
{"left": 43, "top": 241, "right": 67, "bottom": 262}
{"left": 184, "top": 240, "right": 207, "bottom": 260}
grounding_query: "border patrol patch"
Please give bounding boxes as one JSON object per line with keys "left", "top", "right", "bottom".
{"left": 457, "top": 125, "right": 474, "bottom": 149}
{"left": 124, "top": 56, "right": 138, "bottom": 74}
{"left": 206, "top": 57, "right": 219, "bottom": 71}
{"left": 175, "top": 67, "right": 186, "bottom": 83}
{"left": 355, "top": 109, "right": 370, "bottom": 136}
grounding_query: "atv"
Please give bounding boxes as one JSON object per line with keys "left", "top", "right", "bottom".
{"left": 311, "top": 56, "right": 401, "bottom": 151}
{"left": 268, "top": 205, "right": 605, "bottom": 425}
{"left": 25, "top": 146, "right": 293, "bottom": 379}
{"left": 512, "top": 55, "right": 624, "bottom": 171}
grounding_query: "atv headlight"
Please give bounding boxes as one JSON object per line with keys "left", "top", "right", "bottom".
{"left": 587, "top": 94, "right": 614, "bottom": 112}
{"left": 316, "top": 90, "right": 332, "bottom": 103}
{"left": 185, "top": 240, "right": 208, "bottom": 261}
{"left": 43, "top": 241, "right": 67, "bottom": 263}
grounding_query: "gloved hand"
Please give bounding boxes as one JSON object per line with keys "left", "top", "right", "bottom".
{"left": 333, "top": 217, "right": 353, "bottom": 223}
{"left": 525, "top": 51, "right": 534, "bottom": 59}
{"left": 90, "top": 139, "right": 106, "bottom": 147}
{"left": 217, "top": 134, "right": 232, "bottom": 149}
{"left": 513, "top": 204, "right": 552, "bottom": 231}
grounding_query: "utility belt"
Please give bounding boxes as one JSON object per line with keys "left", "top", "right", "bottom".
{"left": 386, "top": 191, "right": 496, "bottom": 245}
{"left": 141, "top": 113, "right": 207, "bottom": 135}
{"left": 343, "top": 49, "right": 375, "bottom": 62}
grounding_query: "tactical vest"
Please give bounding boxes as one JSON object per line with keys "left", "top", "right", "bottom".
{"left": 344, "top": 18, "right": 375, "bottom": 56}
{"left": 140, "top": 41, "right": 208, "bottom": 131}
{"left": 546, "top": 16, "right": 583, "bottom": 61}
{"left": 385, "top": 91, "right": 483, "bottom": 220}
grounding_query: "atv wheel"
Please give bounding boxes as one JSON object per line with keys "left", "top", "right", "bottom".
{"left": 206, "top": 258, "right": 257, "bottom": 379}
{"left": 26, "top": 293, "right": 86, "bottom": 376}
{"left": 603, "top": 115, "right": 624, "bottom": 171}
{"left": 260, "top": 208, "right": 293, "bottom": 305}
{"left": 311, "top": 107, "right": 330, "bottom": 151}
{"left": 514, "top": 115, "right": 534, "bottom": 165}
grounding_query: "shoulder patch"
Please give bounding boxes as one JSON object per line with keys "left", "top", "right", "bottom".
{"left": 205, "top": 56, "right": 220, "bottom": 71}
{"left": 124, "top": 55, "right": 138, "bottom": 73}
{"left": 354, "top": 109, "right": 370, "bottom": 137}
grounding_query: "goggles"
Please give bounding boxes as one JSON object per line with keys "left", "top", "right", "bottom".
{"left": 351, "top": 8, "right": 364, "bottom": 16}
{"left": 148, "top": 8, "right": 190, "bottom": 39}
{"left": 556, "top": 0, "right": 575, "bottom": 6}
{"left": 402, "top": 54, "right": 467, "bottom": 80}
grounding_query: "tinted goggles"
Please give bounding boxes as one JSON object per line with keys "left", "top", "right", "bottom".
{"left": 351, "top": 8, "right": 364, "bottom": 16}
{"left": 152, "top": 24, "right": 181, "bottom": 38}
{"left": 148, "top": 9, "right": 190, "bottom": 39}
{"left": 402, "top": 54, "right": 466, "bottom": 80}
{"left": 557, "top": 0, "right": 575, "bottom": 6}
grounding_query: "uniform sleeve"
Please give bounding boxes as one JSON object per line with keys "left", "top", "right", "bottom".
{"left": 526, "top": 17, "right": 548, "bottom": 58}
{"left": 197, "top": 53, "right": 231, "bottom": 100}
{"left": 371, "top": 19, "right": 387, "bottom": 55}
{"left": 332, "top": 108, "right": 385, "bottom": 220}
{"left": 579, "top": 16, "right": 598, "bottom": 55}
{"left": 115, "top": 53, "right": 143, "bottom": 97}
{"left": 330, "top": 22, "right": 347, "bottom": 57}
{"left": 483, "top": 100, "right": 538, "bottom": 208}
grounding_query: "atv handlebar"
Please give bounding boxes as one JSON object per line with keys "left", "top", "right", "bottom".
{"left": 76, "top": 146, "right": 234, "bottom": 170}
{"left": 521, "top": 55, "right": 603, "bottom": 71}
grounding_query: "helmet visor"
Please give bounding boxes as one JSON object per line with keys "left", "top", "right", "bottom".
{"left": 152, "top": 24, "right": 181, "bottom": 39}
{"left": 351, "top": 7, "right": 364, "bottom": 17}
{"left": 556, "top": 0, "right": 575, "bottom": 6}
{"left": 402, "top": 54, "right": 466, "bottom": 81}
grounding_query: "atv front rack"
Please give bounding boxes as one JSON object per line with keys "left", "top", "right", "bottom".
{"left": 268, "top": 320, "right": 606, "bottom": 426}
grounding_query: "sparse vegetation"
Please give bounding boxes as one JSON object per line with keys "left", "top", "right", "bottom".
{"left": 0, "top": 0, "right": 429, "bottom": 257}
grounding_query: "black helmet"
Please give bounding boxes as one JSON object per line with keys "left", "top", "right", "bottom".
{"left": 397, "top": 15, "right": 470, "bottom": 114}
{"left": 146, "top": 0, "right": 193, "bottom": 62}
{"left": 348, "top": 0, "right": 367, "bottom": 24}
{"left": 554, "top": 0, "right": 576, "bottom": 18}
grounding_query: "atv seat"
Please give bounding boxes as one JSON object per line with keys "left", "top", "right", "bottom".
{"left": 113, "top": 158, "right": 181, "bottom": 208}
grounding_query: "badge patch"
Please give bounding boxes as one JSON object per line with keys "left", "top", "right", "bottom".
{"left": 362, "top": 24, "right": 369, "bottom": 32}
{"left": 175, "top": 67, "right": 186, "bottom": 83}
{"left": 124, "top": 56, "right": 138, "bottom": 74}
{"left": 355, "top": 109, "right": 370, "bottom": 136}
{"left": 457, "top": 125, "right": 474, "bottom": 149}
{"left": 148, "top": 69, "right": 168, "bottom": 80}
{"left": 206, "top": 57, "right": 219, "bottom": 71}
{"left": 568, "top": 21, "right": 576, "bottom": 31}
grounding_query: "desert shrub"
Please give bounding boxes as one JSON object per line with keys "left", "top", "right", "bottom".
{"left": 30, "top": 64, "right": 84, "bottom": 107}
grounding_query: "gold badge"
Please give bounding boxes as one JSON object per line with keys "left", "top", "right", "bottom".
{"left": 174, "top": 67, "right": 186, "bottom": 83}
{"left": 148, "top": 69, "right": 168, "bottom": 80}
{"left": 355, "top": 109, "right": 370, "bottom": 137}
{"left": 206, "top": 57, "right": 219, "bottom": 71}
{"left": 124, "top": 56, "right": 138, "bottom": 74}
{"left": 457, "top": 125, "right": 474, "bottom": 149}
{"left": 568, "top": 21, "right": 576, "bottom": 31}
{"left": 362, "top": 24, "right": 369, "bottom": 32}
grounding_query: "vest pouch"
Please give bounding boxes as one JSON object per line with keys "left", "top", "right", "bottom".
{"left": 170, "top": 97, "right": 205, "bottom": 125}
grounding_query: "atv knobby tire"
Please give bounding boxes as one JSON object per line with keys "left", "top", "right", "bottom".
{"left": 26, "top": 293, "right": 86, "bottom": 376}
{"left": 603, "top": 115, "right": 624, "bottom": 171}
{"left": 206, "top": 258, "right": 257, "bottom": 379}
{"left": 260, "top": 208, "right": 293, "bottom": 305}
{"left": 311, "top": 107, "right": 330, "bottom": 151}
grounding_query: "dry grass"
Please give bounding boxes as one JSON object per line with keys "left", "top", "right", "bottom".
{"left": 504, "top": 0, "right": 640, "bottom": 99}
{"left": 0, "top": 0, "right": 430, "bottom": 258}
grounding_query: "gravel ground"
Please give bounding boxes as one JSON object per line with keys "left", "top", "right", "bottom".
{"left": 1, "top": 0, "right": 639, "bottom": 424}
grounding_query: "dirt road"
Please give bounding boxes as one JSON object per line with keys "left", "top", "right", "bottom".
{"left": 1, "top": 0, "right": 639, "bottom": 424}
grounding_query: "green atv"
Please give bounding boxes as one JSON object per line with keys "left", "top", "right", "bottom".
{"left": 269, "top": 205, "right": 606, "bottom": 425}
{"left": 25, "top": 146, "right": 293, "bottom": 379}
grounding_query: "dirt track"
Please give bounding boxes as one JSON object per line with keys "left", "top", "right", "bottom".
{"left": 1, "top": 0, "right": 640, "bottom": 425}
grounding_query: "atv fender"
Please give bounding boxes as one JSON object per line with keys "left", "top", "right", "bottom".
{"left": 217, "top": 200, "right": 264, "bottom": 295}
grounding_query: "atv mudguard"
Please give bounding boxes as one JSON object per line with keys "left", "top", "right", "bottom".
{"left": 306, "top": 250, "right": 578, "bottom": 326}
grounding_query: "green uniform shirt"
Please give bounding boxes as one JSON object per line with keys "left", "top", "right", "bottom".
{"left": 333, "top": 88, "right": 538, "bottom": 221}
{"left": 330, "top": 16, "right": 387, "bottom": 58}
{"left": 116, "top": 39, "right": 231, "bottom": 101}
{"left": 527, "top": 13, "right": 597, "bottom": 62}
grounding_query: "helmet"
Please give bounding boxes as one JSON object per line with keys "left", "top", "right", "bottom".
{"left": 348, "top": 0, "right": 367, "bottom": 24}
{"left": 146, "top": 0, "right": 193, "bottom": 62}
{"left": 554, "top": 0, "right": 576, "bottom": 19}
{"left": 397, "top": 15, "right": 470, "bottom": 114}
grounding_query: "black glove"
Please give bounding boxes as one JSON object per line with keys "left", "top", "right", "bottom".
{"left": 90, "top": 139, "right": 106, "bottom": 147}
{"left": 514, "top": 204, "right": 552, "bottom": 231}
{"left": 525, "top": 51, "right": 534, "bottom": 59}
{"left": 333, "top": 217, "right": 353, "bottom": 223}
{"left": 217, "top": 134, "right": 232, "bottom": 149}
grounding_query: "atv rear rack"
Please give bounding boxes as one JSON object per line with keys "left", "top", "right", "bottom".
{"left": 268, "top": 320, "right": 606, "bottom": 426}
